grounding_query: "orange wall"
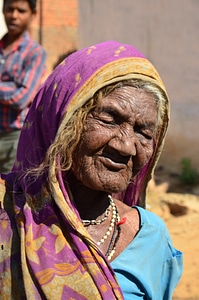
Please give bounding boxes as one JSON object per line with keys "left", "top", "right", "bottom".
{"left": 31, "top": 0, "right": 78, "bottom": 74}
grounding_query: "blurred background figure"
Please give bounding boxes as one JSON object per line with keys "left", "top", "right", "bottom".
{"left": 0, "top": 0, "right": 46, "bottom": 173}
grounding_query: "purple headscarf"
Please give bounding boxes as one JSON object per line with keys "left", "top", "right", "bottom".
{"left": 0, "top": 41, "right": 169, "bottom": 299}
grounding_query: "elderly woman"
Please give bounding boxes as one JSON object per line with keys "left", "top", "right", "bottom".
{"left": 0, "top": 41, "right": 182, "bottom": 299}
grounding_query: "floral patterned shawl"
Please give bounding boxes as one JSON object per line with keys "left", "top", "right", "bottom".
{"left": 0, "top": 41, "right": 169, "bottom": 299}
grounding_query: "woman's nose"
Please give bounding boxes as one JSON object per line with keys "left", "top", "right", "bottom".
{"left": 108, "top": 131, "right": 137, "bottom": 156}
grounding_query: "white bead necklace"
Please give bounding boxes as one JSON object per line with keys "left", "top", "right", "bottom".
{"left": 97, "top": 195, "right": 120, "bottom": 246}
{"left": 81, "top": 195, "right": 123, "bottom": 261}
{"left": 82, "top": 203, "right": 111, "bottom": 226}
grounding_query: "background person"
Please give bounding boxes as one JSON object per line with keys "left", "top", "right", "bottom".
{"left": 0, "top": 41, "right": 182, "bottom": 299}
{"left": 0, "top": 0, "right": 46, "bottom": 173}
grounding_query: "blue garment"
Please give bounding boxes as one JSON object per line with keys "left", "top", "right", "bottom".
{"left": 111, "top": 207, "right": 183, "bottom": 300}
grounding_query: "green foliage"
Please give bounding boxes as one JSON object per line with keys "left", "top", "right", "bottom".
{"left": 179, "top": 158, "right": 198, "bottom": 185}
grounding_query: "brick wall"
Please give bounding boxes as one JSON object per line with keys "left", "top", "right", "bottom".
{"left": 31, "top": 0, "right": 78, "bottom": 74}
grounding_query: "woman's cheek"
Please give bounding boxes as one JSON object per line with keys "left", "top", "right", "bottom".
{"left": 143, "top": 144, "right": 155, "bottom": 166}
{"left": 135, "top": 143, "right": 153, "bottom": 169}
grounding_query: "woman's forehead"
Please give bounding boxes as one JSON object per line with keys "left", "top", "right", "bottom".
{"left": 98, "top": 86, "right": 157, "bottom": 108}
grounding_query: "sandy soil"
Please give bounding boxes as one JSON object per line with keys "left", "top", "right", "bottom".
{"left": 147, "top": 169, "right": 199, "bottom": 300}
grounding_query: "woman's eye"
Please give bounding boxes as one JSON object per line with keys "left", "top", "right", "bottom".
{"left": 142, "top": 132, "right": 153, "bottom": 140}
{"left": 97, "top": 112, "right": 117, "bottom": 124}
{"left": 100, "top": 117, "right": 115, "bottom": 124}
{"left": 140, "top": 129, "right": 153, "bottom": 139}
{"left": 135, "top": 125, "right": 153, "bottom": 140}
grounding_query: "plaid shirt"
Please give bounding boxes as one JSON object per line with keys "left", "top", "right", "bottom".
{"left": 0, "top": 31, "right": 46, "bottom": 132}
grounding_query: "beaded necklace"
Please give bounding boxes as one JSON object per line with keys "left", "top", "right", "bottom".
{"left": 106, "top": 223, "right": 121, "bottom": 261}
{"left": 82, "top": 195, "right": 126, "bottom": 261}
{"left": 97, "top": 196, "right": 120, "bottom": 246}
{"left": 82, "top": 202, "right": 112, "bottom": 226}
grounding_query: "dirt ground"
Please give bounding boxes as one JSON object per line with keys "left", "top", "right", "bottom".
{"left": 147, "top": 168, "right": 199, "bottom": 300}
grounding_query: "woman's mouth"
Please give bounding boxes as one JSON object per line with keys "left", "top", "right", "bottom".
{"left": 99, "top": 156, "right": 130, "bottom": 171}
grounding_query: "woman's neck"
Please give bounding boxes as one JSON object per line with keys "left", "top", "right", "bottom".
{"left": 66, "top": 172, "right": 110, "bottom": 220}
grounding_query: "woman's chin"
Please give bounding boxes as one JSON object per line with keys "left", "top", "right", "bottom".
{"left": 100, "top": 182, "right": 129, "bottom": 194}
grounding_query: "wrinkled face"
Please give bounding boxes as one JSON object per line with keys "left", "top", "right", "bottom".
{"left": 3, "top": 0, "right": 34, "bottom": 38}
{"left": 72, "top": 86, "right": 158, "bottom": 193}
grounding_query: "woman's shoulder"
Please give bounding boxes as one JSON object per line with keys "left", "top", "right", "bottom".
{"left": 111, "top": 205, "right": 183, "bottom": 299}
{"left": 134, "top": 206, "right": 182, "bottom": 260}
{"left": 115, "top": 199, "right": 169, "bottom": 241}
{"left": 135, "top": 205, "right": 168, "bottom": 231}
{"left": 137, "top": 205, "right": 165, "bottom": 221}
{"left": 114, "top": 202, "right": 182, "bottom": 261}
